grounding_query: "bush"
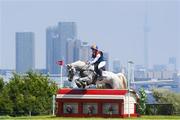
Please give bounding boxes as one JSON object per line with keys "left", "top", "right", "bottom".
{"left": 146, "top": 104, "right": 173, "bottom": 115}
{"left": 152, "top": 88, "right": 180, "bottom": 115}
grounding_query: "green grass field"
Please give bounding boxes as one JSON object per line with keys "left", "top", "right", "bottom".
{"left": 0, "top": 115, "right": 180, "bottom": 120}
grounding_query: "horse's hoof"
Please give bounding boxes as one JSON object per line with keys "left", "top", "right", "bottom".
{"left": 76, "top": 82, "right": 82, "bottom": 88}
{"left": 80, "top": 81, "right": 87, "bottom": 88}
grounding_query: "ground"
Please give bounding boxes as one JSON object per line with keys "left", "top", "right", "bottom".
{"left": 0, "top": 115, "right": 180, "bottom": 120}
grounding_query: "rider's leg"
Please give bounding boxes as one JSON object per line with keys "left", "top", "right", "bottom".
{"left": 97, "top": 68, "right": 102, "bottom": 76}
{"left": 101, "top": 66, "right": 106, "bottom": 71}
{"left": 94, "top": 63, "right": 98, "bottom": 75}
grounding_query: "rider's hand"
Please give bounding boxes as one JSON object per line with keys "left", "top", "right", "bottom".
{"left": 86, "top": 61, "right": 90, "bottom": 65}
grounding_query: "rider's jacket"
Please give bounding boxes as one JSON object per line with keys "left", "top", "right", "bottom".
{"left": 90, "top": 51, "right": 104, "bottom": 65}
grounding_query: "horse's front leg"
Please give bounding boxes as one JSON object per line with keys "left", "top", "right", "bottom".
{"left": 79, "top": 76, "right": 92, "bottom": 88}
{"left": 75, "top": 78, "right": 82, "bottom": 88}
{"left": 74, "top": 77, "right": 90, "bottom": 88}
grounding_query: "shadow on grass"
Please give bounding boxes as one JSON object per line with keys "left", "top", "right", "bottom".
{"left": 1, "top": 115, "right": 180, "bottom": 120}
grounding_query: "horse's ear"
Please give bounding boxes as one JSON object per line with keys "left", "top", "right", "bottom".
{"left": 67, "top": 64, "right": 71, "bottom": 69}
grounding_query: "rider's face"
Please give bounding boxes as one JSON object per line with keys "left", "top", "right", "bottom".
{"left": 92, "top": 49, "right": 96, "bottom": 53}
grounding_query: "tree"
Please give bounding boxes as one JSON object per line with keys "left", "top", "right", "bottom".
{"left": 24, "top": 71, "right": 58, "bottom": 115}
{"left": 137, "top": 88, "right": 147, "bottom": 115}
{"left": 0, "top": 78, "right": 13, "bottom": 115}
{"left": 0, "top": 77, "right": 4, "bottom": 92}
{"left": 0, "top": 71, "right": 58, "bottom": 116}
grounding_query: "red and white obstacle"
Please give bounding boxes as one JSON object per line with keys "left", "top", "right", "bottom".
{"left": 56, "top": 88, "right": 139, "bottom": 118}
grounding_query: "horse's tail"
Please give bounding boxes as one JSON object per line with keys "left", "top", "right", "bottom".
{"left": 116, "top": 73, "right": 127, "bottom": 89}
{"left": 129, "top": 89, "right": 140, "bottom": 104}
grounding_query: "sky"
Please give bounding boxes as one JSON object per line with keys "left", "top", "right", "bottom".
{"left": 0, "top": 0, "right": 179, "bottom": 70}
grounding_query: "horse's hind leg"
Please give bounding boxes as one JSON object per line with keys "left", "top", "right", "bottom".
{"left": 105, "top": 83, "right": 112, "bottom": 89}
{"left": 96, "top": 83, "right": 112, "bottom": 89}
{"left": 96, "top": 80, "right": 113, "bottom": 89}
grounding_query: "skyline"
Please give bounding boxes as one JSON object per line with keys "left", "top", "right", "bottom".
{"left": 46, "top": 22, "right": 77, "bottom": 74}
{"left": 0, "top": 0, "right": 180, "bottom": 69}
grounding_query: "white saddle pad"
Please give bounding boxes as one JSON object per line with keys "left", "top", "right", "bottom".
{"left": 98, "top": 61, "right": 106, "bottom": 69}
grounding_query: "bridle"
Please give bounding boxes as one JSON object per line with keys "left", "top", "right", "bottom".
{"left": 67, "top": 65, "right": 76, "bottom": 81}
{"left": 67, "top": 63, "right": 96, "bottom": 85}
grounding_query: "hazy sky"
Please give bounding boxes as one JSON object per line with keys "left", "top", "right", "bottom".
{"left": 0, "top": 0, "right": 179, "bottom": 69}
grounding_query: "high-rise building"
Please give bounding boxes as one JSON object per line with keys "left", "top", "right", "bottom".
{"left": 153, "top": 64, "right": 166, "bottom": 71}
{"left": 66, "top": 39, "right": 81, "bottom": 64}
{"left": 74, "top": 39, "right": 81, "bottom": 61}
{"left": 112, "top": 60, "right": 121, "bottom": 73}
{"left": 168, "top": 57, "right": 177, "bottom": 70}
{"left": 103, "top": 52, "right": 109, "bottom": 70}
{"left": 16, "top": 32, "right": 35, "bottom": 73}
{"left": 46, "top": 22, "right": 77, "bottom": 74}
{"left": 79, "top": 42, "right": 91, "bottom": 61}
{"left": 66, "top": 39, "right": 75, "bottom": 64}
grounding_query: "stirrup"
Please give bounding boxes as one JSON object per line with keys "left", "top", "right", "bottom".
{"left": 97, "top": 75, "right": 106, "bottom": 81}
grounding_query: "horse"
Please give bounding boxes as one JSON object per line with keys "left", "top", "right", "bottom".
{"left": 67, "top": 60, "right": 127, "bottom": 89}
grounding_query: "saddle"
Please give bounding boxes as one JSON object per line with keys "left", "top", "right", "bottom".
{"left": 92, "top": 70, "right": 106, "bottom": 84}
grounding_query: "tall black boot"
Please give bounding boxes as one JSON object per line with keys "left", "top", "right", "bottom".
{"left": 99, "top": 69, "right": 102, "bottom": 76}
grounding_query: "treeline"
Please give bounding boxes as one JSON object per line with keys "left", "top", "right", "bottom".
{"left": 153, "top": 89, "right": 180, "bottom": 114}
{"left": 136, "top": 88, "right": 180, "bottom": 115}
{"left": 142, "top": 88, "right": 180, "bottom": 115}
{"left": 0, "top": 71, "right": 58, "bottom": 116}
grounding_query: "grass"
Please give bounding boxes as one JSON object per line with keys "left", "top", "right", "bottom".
{"left": 0, "top": 115, "right": 180, "bottom": 120}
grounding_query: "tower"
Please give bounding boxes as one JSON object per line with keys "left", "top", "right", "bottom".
{"left": 144, "top": 2, "right": 150, "bottom": 69}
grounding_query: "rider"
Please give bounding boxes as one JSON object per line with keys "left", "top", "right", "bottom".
{"left": 89, "top": 44, "right": 105, "bottom": 78}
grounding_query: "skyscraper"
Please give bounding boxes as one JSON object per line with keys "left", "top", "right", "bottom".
{"left": 74, "top": 39, "right": 81, "bottom": 61}
{"left": 16, "top": 32, "right": 35, "bottom": 73}
{"left": 46, "top": 22, "right": 77, "bottom": 74}
{"left": 103, "top": 52, "right": 109, "bottom": 70}
{"left": 66, "top": 39, "right": 75, "bottom": 64}
{"left": 79, "top": 42, "right": 91, "bottom": 61}
{"left": 66, "top": 39, "right": 81, "bottom": 64}
{"left": 168, "top": 57, "right": 177, "bottom": 70}
{"left": 113, "top": 60, "right": 121, "bottom": 73}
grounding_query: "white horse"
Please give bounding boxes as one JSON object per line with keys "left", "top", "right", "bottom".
{"left": 67, "top": 60, "right": 127, "bottom": 89}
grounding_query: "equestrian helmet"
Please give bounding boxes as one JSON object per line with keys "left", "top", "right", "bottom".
{"left": 91, "top": 44, "right": 98, "bottom": 50}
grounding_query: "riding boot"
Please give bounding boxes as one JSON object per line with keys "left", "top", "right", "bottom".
{"left": 99, "top": 69, "right": 102, "bottom": 76}
{"left": 97, "top": 69, "right": 103, "bottom": 81}
{"left": 92, "top": 74, "right": 98, "bottom": 84}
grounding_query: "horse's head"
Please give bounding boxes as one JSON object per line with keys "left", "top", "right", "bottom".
{"left": 67, "top": 64, "right": 76, "bottom": 82}
{"left": 66, "top": 60, "right": 96, "bottom": 88}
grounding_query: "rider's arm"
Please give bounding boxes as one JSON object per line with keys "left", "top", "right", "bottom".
{"left": 90, "top": 53, "right": 101, "bottom": 64}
